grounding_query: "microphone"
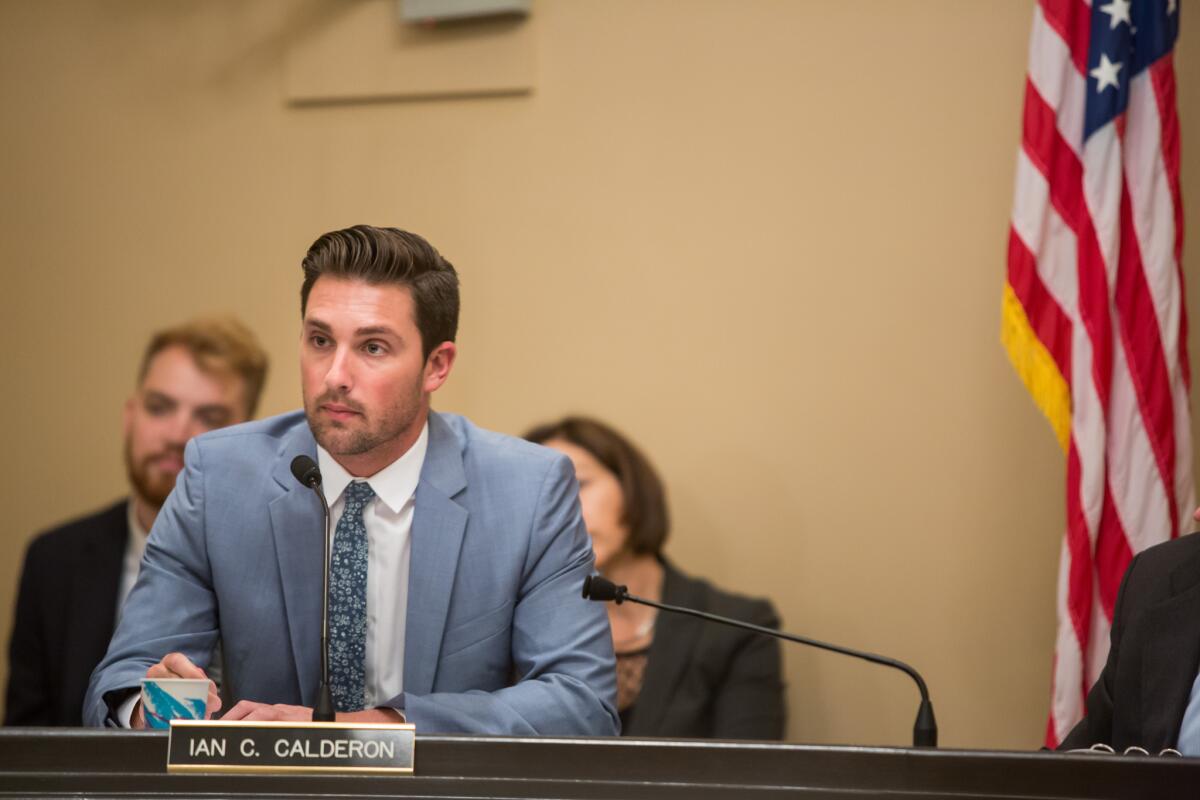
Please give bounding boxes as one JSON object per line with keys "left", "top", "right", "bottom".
{"left": 582, "top": 574, "right": 937, "bottom": 748}
{"left": 581, "top": 574, "right": 627, "bottom": 603}
{"left": 290, "top": 455, "right": 322, "bottom": 488}
{"left": 290, "top": 455, "right": 336, "bottom": 722}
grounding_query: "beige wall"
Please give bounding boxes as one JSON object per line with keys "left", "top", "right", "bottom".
{"left": 1, "top": 0, "right": 1197, "bottom": 749}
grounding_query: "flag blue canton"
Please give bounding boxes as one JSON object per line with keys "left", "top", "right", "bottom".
{"left": 1083, "top": 0, "right": 1180, "bottom": 141}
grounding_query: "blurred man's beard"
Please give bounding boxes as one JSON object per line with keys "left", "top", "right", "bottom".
{"left": 305, "top": 381, "right": 423, "bottom": 458}
{"left": 124, "top": 438, "right": 180, "bottom": 510}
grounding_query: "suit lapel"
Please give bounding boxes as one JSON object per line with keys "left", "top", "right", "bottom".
{"left": 404, "top": 413, "right": 468, "bottom": 696}
{"left": 1142, "top": 550, "right": 1200, "bottom": 749}
{"left": 630, "top": 562, "right": 704, "bottom": 735}
{"left": 267, "top": 426, "right": 323, "bottom": 706}
{"left": 64, "top": 501, "right": 128, "bottom": 707}
{"left": 71, "top": 501, "right": 127, "bottom": 639}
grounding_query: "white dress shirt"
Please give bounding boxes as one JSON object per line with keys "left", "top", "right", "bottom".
{"left": 317, "top": 421, "right": 428, "bottom": 708}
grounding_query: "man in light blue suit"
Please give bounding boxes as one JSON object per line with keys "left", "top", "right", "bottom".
{"left": 85, "top": 226, "right": 618, "bottom": 735}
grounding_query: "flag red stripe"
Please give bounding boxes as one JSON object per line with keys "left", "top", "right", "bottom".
{"left": 1064, "top": 442, "right": 1092, "bottom": 654}
{"left": 1149, "top": 55, "right": 1189, "bottom": 388}
{"left": 1007, "top": 229, "right": 1074, "bottom": 380}
{"left": 1115, "top": 179, "right": 1180, "bottom": 539}
{"left": 1095, "top": 489, "right": 1134, "bottom": 620}
{"left": 1149, "top": 56, "right": 1185, "bottom": 271}
{"left": 1022, "top": 80, "right": 1114, "bottom": 410}
{"left": 1037, "top": 0, "right": 1089, "bottom": 75}
{"left": 1045, "top": 692, "right": 1059, "bottom": 748}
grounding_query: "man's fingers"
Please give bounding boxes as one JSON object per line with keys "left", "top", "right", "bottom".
{"left": 221, "top": 700, "right": 261, "bottom": 721}
{"left": 242, "top": 704, "right": 312, "bottom": 722}
{"left": 242, "top": 706, "right": 279, "bottom": 721}
{"left": 162, "top": 652, "right": 206, "bottom": 679}
{"left": 147, "top": 652, "right": 205, "bottom": 679}
{"left": 207, "top": 683, "right": 222, "bottom": 718}
{"left": 211, "top": 699, "right": 311, "bottom": 722}
{"left": 145, "top": 663, "right": 174, "bottom": 679}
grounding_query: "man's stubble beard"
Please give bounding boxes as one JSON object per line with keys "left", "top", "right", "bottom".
{"left": 124, "top": 436, "right": 178, "bottom": 511}
{"left": 305, "top": 380, "right": 424, "bottom": 458}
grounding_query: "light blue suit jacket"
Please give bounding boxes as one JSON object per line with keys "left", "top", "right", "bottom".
{"left": 84, "top": 411, "right": 618, "bottom": 735}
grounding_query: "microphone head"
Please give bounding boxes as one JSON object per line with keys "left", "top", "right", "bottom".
{"left": 290, "top": 455, "right": 322, "bottom": 488}
{"left": 581, "top": 574, "right": 626, "bottom": 603}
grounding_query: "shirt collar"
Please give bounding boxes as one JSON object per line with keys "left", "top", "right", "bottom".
{"left": 316, "top": 421, "right": 430, "bottom": 514}
{"left": 125, "top": 500, "right": 149, "bottom": 559}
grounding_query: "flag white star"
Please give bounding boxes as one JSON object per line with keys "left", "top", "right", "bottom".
{"left": 1099, "top": 0, "right": 1132, "bottom": 29}
{"left": 1090, "top": 54, "right": 1123, "bottom": 93}
{"left": 1168, "top": 0, "right": 1177, "bottom": 14}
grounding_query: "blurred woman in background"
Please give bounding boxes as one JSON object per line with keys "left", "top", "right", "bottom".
{"left": 524, "top": 416, "right": 785, "bottom": 739}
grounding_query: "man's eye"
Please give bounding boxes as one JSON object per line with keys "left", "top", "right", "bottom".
{"left": 310, "top": 335, "right": 329, "bottom": 348}
{"left": 364, "top": 342, "right": 385, "bottom": 355}
{"left": 145, "top": 401, "right": 171, "bottom": 416}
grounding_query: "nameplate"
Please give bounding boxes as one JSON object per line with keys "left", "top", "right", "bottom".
{"left": 166, "top": 720, "right": 415, "bottom": 774}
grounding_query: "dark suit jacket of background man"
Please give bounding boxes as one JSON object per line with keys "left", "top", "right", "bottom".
{"left": 1060, "top": 531, "right": 1200, "bottom": 752}
{"left": 5, "top": 501, "right": 128, "bottom": 725}
{"left": 622, "top": 559, "right": 786, "bottom": 739}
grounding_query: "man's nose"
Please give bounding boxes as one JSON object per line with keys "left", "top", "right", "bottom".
{"left": 167, "top": 409, "right": 196, "bottom": 445}
{"left": 324, "top": 346, "right": 354, "bottom": 393}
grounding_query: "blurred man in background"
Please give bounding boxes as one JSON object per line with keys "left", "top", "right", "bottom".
{"left": 4, "top": 316, "right": 268, "bottom": 725}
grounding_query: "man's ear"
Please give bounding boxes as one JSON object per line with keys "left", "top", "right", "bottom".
{"left": 423, "top": 342, "right": 457, "bottom": 394}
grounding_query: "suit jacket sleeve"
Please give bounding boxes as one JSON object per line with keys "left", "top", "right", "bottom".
{"left": 4, "top": 537, "right": 53, "bottom": 725}
{"left": 392, "top": 456, "right": 619, "bottom": 735}
{"left": 709, "top": 598, "right": 786, "bottom": 740}
{"left": 83, "top": 439, "right": 219, "bottom": 726}
{"left": 1058, "top": 551, "right": 1141, "bottom": 750}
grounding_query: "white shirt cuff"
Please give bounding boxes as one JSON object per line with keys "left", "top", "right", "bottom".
{"left": 116, "top": 692, "right": 140, "bottom": 728}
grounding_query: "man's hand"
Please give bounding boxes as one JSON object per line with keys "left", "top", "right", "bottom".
{"left": 1193, "top": 505, "right": 1200, "bottom": 523}
{"left": 340, "top": 708, "right": 404, "bottom": 724}
{"left": 222, "top": 701, "right": 314, "bottom": 722}
{"left": 132, "top": 652, "right": 222, "bottom": 729}
{"left": 220, "top": 703, "right": 404, "bottom": 723}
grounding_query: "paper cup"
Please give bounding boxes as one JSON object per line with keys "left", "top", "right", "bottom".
{"left": 140, "top": 678, "right": 208, "bottom": 729}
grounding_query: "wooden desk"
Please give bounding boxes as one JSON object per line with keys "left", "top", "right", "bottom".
{"left": 1, "top": 729, "right": 1196, "bottom": 798}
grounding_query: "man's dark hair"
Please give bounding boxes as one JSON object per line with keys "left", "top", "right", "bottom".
{"left": 300, "top": 225, "right": 459, "bottom": 361}
{"left": 523, "top": 416, "right": 670, "bottom": 557}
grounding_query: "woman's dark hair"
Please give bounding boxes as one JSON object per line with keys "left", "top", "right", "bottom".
{"left": 524, "top": 416, "right": 670, "bottom": 556}
{"left": 300, "top": 225, "right": 459, "bottom": 361}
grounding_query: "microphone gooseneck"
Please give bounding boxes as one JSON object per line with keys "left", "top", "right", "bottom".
{"left": 581, "top": 574, "right": 937, "bottom": 747}
{"left": 291, "top": 455, "right": 335, "bottom": 722}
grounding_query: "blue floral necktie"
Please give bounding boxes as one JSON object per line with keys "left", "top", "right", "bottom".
{"left": 329, "top": 480, "right": 374, "bottom": 712}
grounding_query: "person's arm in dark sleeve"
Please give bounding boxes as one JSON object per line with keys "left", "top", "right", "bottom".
{"left": 709, "top": 599, "right": 787, "bottom": 740}
{"left": 4, "top": 538, "right": 53, "bottom": 725}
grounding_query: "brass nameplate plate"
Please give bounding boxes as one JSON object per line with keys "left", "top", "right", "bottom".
{"left": 167, "top": 720, "right": 415, "bottom": 774}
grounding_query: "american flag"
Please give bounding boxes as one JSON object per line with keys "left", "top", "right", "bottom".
{"left": 1002, "top": 0, "right": 1191, "bottom": 747}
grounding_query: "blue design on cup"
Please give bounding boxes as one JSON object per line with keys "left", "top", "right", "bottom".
{"left": 142, "top": 680, "right": 205, "bottom": 729}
